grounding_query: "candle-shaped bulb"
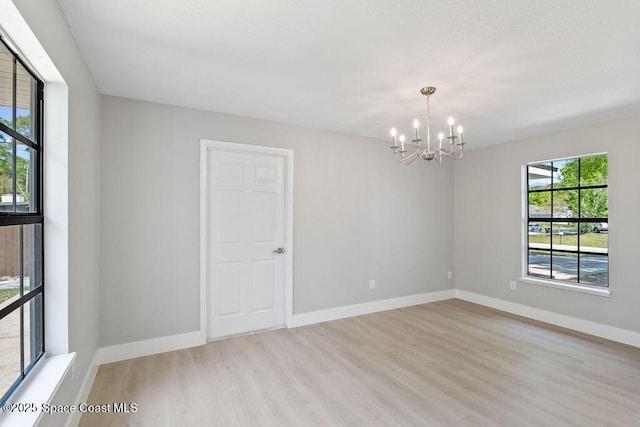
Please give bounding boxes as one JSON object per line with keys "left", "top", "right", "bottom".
{"left": 390, "top": 128, "right": 398, "bottom": 147}
{"left": 448, "top": 117, "right": 455, "bottom": 126}
{"left": 399, "top": 134, "right": 406, "bottom": 143}
{"left": 457, "top": 125, "right": 463, "bottom": 134}
{"left": 412, "top": 119, "right": 420, "bottom": 143}
{"left": 438, "top": 132, "right": 444, "bottom": 141}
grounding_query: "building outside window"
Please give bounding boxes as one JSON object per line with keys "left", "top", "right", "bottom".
{"left": 0, "top": 37, "right": 44, "bottom": 403}
{"left": 526, "top": 154, "right": 608, "bottom": 287}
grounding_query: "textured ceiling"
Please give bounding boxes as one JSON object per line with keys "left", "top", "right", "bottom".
{"left": 56, "top": 0, "right": 640, "bottom": 148}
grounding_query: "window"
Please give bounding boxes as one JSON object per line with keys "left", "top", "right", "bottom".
{"left": 0, "top": 38, "right": 44, "bottom": 403}
{"left": 526, "top": 154, "right": 608, "bottom": 287}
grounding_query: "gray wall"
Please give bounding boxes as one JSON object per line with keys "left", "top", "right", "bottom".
{"left": 100, "top": 95, "right": 455, "bottom": 346}
{"left": 454, "top": 115, "right": 640, "bottom": 333}
{"left": 11, "top": 0, "right": 101, "bottom": 425}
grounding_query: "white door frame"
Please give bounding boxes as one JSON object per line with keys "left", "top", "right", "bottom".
{"left": 200, "top": 139, "right": 294, "bottom": 341}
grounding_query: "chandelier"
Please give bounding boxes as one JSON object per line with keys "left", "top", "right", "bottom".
{"left": 389, "top": 86, "right": 466, "bottom": 164}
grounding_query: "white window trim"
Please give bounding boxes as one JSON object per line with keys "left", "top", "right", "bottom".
{"left": 519, "top": 276, "right": 611, "bottom": 297}
{"left": 0, "top": 353, "right": 76, "bottom": 427}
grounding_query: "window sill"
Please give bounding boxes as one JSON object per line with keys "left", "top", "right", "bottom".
{"left": 519, "top": 277, "right": 611, "bottom": 297}
{"left": 0, "top": 352, "right": 76, "bottom": 427}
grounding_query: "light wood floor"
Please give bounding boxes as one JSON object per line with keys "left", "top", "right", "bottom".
{"left": 80, "top": 299, "right": 640, "bottom": 426}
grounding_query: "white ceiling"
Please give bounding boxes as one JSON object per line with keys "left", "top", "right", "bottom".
{"left": 56, "top": 0, "right": 640, "bottom": 148}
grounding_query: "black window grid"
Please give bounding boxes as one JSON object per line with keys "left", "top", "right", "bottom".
{"left": 526, "top": 157, "right": 608, "bottom": 287}
{"left": 0, "top": 37, "right": 45, "bottom": 404}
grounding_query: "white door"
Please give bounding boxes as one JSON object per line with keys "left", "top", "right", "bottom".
{"left": 207, "top": 148, "right": 286, "bottom": 339}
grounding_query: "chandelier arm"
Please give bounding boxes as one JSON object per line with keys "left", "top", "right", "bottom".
{"left": 404, "top": 150, "right": 423, "bottom": 163}
{"left": 404, "top": 153, "right": 423, "bottom": 164}
{"left": 442, "top": 149, "right": 464, "bottom": 160}
{"left": 393, "top": 149, "right": 421, "bottom": 163}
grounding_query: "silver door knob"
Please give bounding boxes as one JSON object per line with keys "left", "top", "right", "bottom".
{"left": 273, "top": 247, "right": 285, "bottom": 254}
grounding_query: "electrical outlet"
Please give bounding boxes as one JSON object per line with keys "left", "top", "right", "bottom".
{"left": 369, "top": 279, "right": 375, "bottom": 290}
{"left": 448, "top": 271, "right": 453, "bottom": 280}
{"left": 509, "top": 280, "right": 517, "bottom": 290}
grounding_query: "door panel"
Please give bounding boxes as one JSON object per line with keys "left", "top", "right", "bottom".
{"left": 216, "top": 190, "right": 244, "bottom": 243}
{"left": 251, "top": 260, "right": 277, "bottom": 312}
{"left": 253, "top": 192, "right": 276, "bottom": 243}
{"left": 215, "top": 262, "right": 243, "bottom": 317}
{"left": 255, "top": 164, "right": 277, "bottom": 182}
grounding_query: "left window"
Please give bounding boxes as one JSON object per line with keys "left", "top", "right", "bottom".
{"left": 0, "top": 37, "right": 44, "bottom": 403}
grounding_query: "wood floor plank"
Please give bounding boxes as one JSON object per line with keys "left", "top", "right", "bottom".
{"left": 80, "top": 300, "right": 640, "bottom": 426}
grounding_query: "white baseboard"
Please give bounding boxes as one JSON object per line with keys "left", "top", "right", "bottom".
{"left": 291, "top": 289, "right": 456, "bottom": 328}
{"left": 455, "top": 290, "right": 640, "bottom": 348}
{"left": 93, "top": 331, "right": 205, "bottom": 366}
{"left": 65, "top": 352, "right": 99, "bottom": 427}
